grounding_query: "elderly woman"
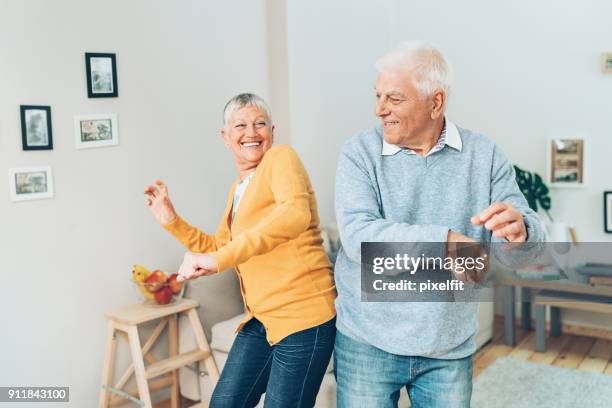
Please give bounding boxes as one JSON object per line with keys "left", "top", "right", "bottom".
{"left": 144, "top": 93, "right": 336, "bottom": 407}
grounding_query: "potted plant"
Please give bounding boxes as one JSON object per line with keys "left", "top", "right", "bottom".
{"left": 514, "top": 165, "right": 570, "bottom": 241}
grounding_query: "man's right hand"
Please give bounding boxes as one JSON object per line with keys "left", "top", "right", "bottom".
{"left": 144, "top": 179, "right": 178, "bottom": 225}
{"left": 446, "top": 230, "right": 487, "bottom": 283}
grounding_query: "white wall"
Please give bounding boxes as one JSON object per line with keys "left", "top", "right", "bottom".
{"left": 0, "top": 0, "right": 268, "bottom": 405}
{"left": 286, "top": 0, "right": 396, "bottom": 222}
{"left": 286, "top": 0, "right": 612, "bottom": 240}
{"left": 284, "top": 0, "right": 612, "bottom": 327}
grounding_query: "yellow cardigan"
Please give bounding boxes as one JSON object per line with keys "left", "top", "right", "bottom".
{"left": 163, "top": 145, "right": 336, "bottom": 345}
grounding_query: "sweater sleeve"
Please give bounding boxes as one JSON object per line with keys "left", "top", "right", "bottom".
{"left": 210, "top": 146, "right": 312, "bottom": 271}
{"left": 490, "top": 143, "right": 546, "bottom": 243}
{"left": 335, "top": 141, "right": 449, "bottom": 264}
{"left": 162, "top": 196, "right": 232, "bottom": 254}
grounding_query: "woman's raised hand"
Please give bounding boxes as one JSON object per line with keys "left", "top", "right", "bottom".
{"left": 144, "top": 180, "right": 178, "bottom": 225}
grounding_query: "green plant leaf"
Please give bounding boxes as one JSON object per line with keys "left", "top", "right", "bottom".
{"left": 513, "top": 165, "right": 552, "bottom": 214}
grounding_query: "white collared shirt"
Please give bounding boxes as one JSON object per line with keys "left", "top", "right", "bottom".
{"left": 381, "top": 119, "right": 463, "bottom": 157}
{"left": 231, "top": 171, "right": 255, "bottom": 223}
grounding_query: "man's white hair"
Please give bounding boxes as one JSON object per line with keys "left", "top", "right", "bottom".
{"left": 223, "top": 93, "right": 273, "bottom": 125}
{"left": 375, "top": 40, "right": 453, "bottom": 99}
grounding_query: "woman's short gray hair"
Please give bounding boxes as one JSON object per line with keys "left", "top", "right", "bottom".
{"left": 375, "top": 40, "right": 453, "bottom": 99}
{"left": 223, "top": 93, "right": 273, "bottom": 125}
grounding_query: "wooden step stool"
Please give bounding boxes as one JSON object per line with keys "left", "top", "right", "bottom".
{"left": 99, "top": 298, "right": 219, "bottom": 408}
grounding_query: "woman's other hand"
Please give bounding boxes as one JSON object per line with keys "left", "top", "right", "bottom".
{"left": 177, "top": 252, "right": 219, "bottom": 282}
{"left": 144, "top": 179, "right": 178, "bottom": 225}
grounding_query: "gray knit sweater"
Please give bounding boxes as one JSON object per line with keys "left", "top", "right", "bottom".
{"left": 334, "top": 124, "right": 544, "bottom": 359}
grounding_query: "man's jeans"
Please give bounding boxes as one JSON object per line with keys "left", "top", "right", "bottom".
{"left": 210, "top": 317, "right": 336, "bottom": 408}
{"left": 334, "top": 330, "right": 472, "bottom": 408}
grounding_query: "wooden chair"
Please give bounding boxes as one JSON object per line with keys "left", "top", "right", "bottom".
{"left": 99, "top": 298, "right": 219, "bottom": 408}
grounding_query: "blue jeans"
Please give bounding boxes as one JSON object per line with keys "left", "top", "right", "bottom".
{"left": 334, "top": 330, "right": 472, "bottom": 408}
{"left": 210, "top": 317, "right": 336, "bottom": 408}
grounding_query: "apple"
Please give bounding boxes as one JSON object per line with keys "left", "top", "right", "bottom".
{"left": 168, "top": 273, "right": 183, "bottom": 294}
{"left": 154, "top": 287, "right": 173, "bottom": 305}
{"left": 144, "top": 270, "right": 168, "bottom": 293}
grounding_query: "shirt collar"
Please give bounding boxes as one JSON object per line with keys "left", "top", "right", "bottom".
{"left": 381, "top": 119, "right": 463, "bottom": 156}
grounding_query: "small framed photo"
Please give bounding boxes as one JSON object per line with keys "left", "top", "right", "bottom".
{"left": 9, "top": 166, "right": 54, "bottom": 202}
{"left": 605, "top": 192, "right": 612, "bottom": 233}
{"left": 547, "top": 138, "right": 585, "bottom": 188}
{"left": 85, "top": 52, "right": 118, "bottom": 97}
{"left": 74, "top": 113, "right": 119, "bottom": 149}
{"left": 20, "top": 105, "right": 53, "bottom": 150}
{"left": 601, "top": 52, "right": 612, "bottom": 74}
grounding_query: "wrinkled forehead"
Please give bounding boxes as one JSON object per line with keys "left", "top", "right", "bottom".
{"left": 375, "top": 69, "right": 418, "bottom": 94}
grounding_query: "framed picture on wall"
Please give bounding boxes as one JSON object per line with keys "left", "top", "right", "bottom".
{"left": 605, "top": 191, "right": 612, "bottom": 233}
{"left": 547, "top": 138, "right": 585, "bottom": 188}
{"left": 85, "top": 52, "right": 118, "bottom": 97}
{"left": 20, "top": 105, "right": 53, "bottom": 150}
{"left": 602, "top": 52, "right": 612, "bottom": 74}
{"left": 8, "top": 166, "right": 54, "bottom": 202}
{"left": 74, "top": 113, "right": 119, "bottom": 149}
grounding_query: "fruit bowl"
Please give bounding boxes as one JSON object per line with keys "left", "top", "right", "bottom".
{"left": 133, "top": 279, "right": 187, "bottom": 307}
{"left": 132, "top": 268, "right": 187, "bottom": 307}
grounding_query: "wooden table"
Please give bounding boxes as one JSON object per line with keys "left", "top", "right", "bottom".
{"left": 499, "top": 272, "right": 612, "bottom": 346}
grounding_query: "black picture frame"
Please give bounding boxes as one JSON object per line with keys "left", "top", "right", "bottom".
{"left": 605, "top": 191, "right": 612, "bottom": 233}
{"left": 20, "top": 105, "right": 53, "bottom": 150}
{"left": 85, "top": 52, "right": 118, "bottom": 98}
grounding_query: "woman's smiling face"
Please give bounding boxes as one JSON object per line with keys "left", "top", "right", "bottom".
{"left": 222, "top": 105, "right": 274, "bottom": 170}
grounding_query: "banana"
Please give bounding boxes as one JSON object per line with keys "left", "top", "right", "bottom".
{"left": 132, "top": 264, "right": 154, "bottom": 300}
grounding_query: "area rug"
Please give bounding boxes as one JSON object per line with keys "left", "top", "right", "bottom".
{"left": 472, "top": 357, "right": 612, "bottom": 408}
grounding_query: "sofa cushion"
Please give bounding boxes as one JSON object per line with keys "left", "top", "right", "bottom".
{"left": 210, "top": 313, "right": 247, "bottom": 353}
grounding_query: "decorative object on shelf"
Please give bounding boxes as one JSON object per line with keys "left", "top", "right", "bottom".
{"left": 605, "top": 191, "right": 612, "bottom": 233}
{"left": 516, "top": 264, "right": 561, "bottom": 280}
{"left": 602, "top": 52, "right": 612, "bottom": 74}
{"left": 8, "top": 166, "right": 54, "bottom": 202}
{"left": 85, "top": 52, "right": 118, "bottom": 97}
{"left": 74, "top": 113, "right": 119, "bottom": 149}
{"left": 576, "top": 262, "right": 612, "bottom": 277}
{"left": 546, "top": 138, "right": 585, "bottom": 188}
{"left": 20, "top": 105, "right": 53, "bottom": 150}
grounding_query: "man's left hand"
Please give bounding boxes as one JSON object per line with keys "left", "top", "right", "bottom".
{"left": 471, "top": 202, "right": 527, "bottom": 243}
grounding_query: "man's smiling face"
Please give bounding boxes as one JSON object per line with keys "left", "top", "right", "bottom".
{"left": 374, "top": 70, "right": 433, "bottom": 147}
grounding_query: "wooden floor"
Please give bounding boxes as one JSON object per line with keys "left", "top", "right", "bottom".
{"left": 473, "top": 318, "right": 612, "bottom": 378}
{"left": 153, "top": 396, "right": 198, "bottom": 408}
{"left": 154, "top": 319, "right": 612, "bottom": 407}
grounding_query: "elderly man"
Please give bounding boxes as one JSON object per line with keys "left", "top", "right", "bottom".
{"left": 333, "top": 41, "right": 545, "bottom": 407}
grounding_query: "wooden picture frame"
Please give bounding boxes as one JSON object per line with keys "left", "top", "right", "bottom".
{"left": 20, "top": 105, "right": 53, "bottom": 150}
{"left": 85, "top": 52, "right": 118, "bottom": 98}
{"left": 547, "top": 138, "right": 585, "bottom": 188}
